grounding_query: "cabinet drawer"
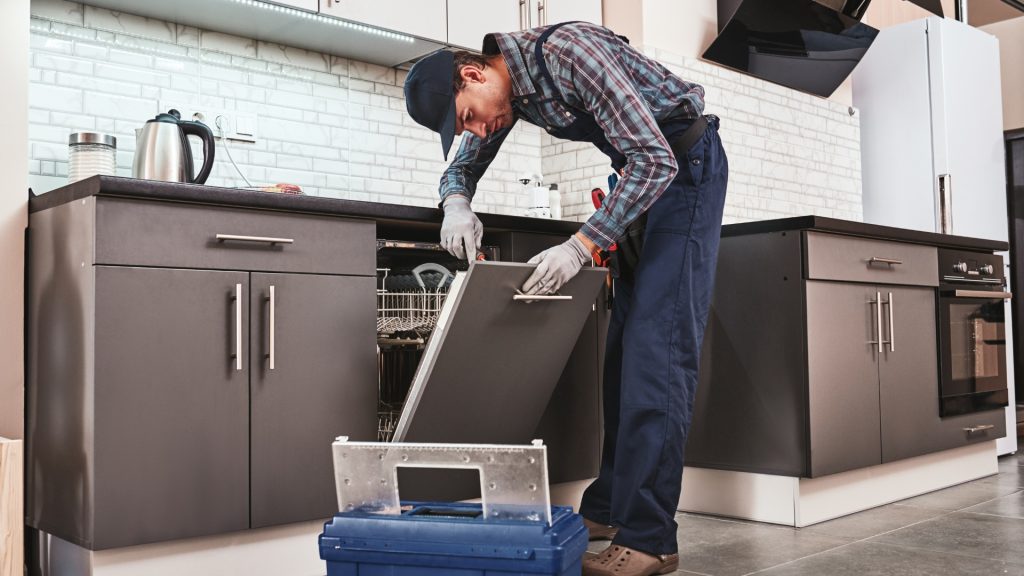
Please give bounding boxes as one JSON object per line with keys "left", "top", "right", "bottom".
{"left": 805, "top": 232, "right": 937, "bottom": 286}
{"left": 94, "top": 197, "right": 375, "bottom": 275}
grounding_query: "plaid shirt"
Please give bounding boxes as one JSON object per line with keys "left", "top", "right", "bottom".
{"left": 440, "top": 21, "right": 705, "bottom": 250}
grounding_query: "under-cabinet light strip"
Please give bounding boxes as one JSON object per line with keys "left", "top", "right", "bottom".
{"left": 227, "top": 0, "right": 415, "bottom": 43}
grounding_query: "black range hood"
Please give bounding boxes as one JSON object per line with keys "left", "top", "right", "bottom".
{"left": 704, "top": 0, "right": 880, "bottom": 98}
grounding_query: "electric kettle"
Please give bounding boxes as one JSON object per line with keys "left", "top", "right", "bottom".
{"left": 132, "top": 109, "right": 215, "bottom": 184}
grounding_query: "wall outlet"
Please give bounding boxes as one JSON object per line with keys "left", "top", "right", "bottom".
{"left": 158, "top": 102, "right": 258, "bottom": 143}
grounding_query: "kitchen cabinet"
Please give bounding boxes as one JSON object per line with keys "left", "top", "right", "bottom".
{"left": 686, "top": 227, "right": 1006, "bottom": 478}
{"left": 27, "top": 196, "right": 377, "bottom": 549}
{"left": 270, "top": 0, "right": 317, "bottom": 11}
{"left": 805, "top": 281, "right": 883, "bottom": 476}
{"left": 806, "top": 282, "right": 943, "bottom": 475}
{"left": 319, "top": 0, "right": 448, "bottom": 42}
{"left": 535, "top": 0, "right": 602, "bottom": 28}
{"left": 90, "top": 266, "right": 250, "bottom": 547}
{"left": 854, "top": 17, "right": 1007, "bottom": 243}
{"left": 447, "top": 0, "right": 524, "bottom": 50}
{"left": 447, "top": 0, "right": 603, "bottom": 50}
{"left": 75, "top": 0, "right": 445, "bottom": 67}
{"left": 249, "top": 273, "right": 377, "bottom": 528}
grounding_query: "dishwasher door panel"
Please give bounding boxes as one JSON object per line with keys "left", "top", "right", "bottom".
{"left": 394, "top": 262, "right": 607, "bottom": 445}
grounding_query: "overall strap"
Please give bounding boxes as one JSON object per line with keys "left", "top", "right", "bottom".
{"left": 533, "top": 21, "right": 579, "bottom": 92}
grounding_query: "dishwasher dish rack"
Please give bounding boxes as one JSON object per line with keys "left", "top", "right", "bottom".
{"left": 377, "top": 263, "right": 455, "bottom": 441}
{"left": 376, "top": 263, "right": 453, "bottom": 341}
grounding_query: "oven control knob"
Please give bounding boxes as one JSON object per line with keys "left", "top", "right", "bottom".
{"left": 980, "top": 264, "right": 995, "bottom": 275}
{"left": 953, "top": 262, "right": 968, "bottom": 273}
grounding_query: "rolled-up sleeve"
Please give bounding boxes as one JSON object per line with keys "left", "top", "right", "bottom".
{"left": 439, "top": 121, "right": 517, "bottom": 203}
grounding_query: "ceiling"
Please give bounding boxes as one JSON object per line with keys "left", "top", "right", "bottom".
{"left": 968, "top": 0, "right": 1024, "bottom": 26}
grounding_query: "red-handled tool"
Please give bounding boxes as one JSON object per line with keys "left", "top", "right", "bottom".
{"left": 590, "top": 188, "right": 617, "bottom": 267}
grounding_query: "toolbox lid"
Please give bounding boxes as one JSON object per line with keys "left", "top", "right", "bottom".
{"left": 393, "top": 262, "right": 606, "bottom": 445}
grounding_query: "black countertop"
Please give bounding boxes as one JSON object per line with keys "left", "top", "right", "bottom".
{"left": 30, "top": 176, "right": 1009, "bottom": 252}
{"left": 723, "top": 215, "right": 1008, "bottom": 252}
{"left": 29, "top": 175, "right": 583, "bottom": 236}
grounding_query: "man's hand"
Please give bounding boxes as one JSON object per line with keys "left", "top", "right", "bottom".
{"left": 440, "top": 195, "right": 483, "bottom": 262}
{"left": 522, "top": 235, "right": 592, "bottom": 295}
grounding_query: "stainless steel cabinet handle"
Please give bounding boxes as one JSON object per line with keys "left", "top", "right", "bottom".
{"left": 233, "top": 283, "right": 242, "bottom": 371}
{"left": 267, "top": 285, "right": 276, "bottom": 370}
{"left": 513, "top": 294, "right": 573, "bottom": 301}
{"left": 519, "top": 0, "right": 528, "bottom": 29}
{"left": 216, "top": 234, "right": 294, "bottom": 245}
{"left": 939, "top": 174, "right": 953, "bottom": 234}
{"left": 886, "top": 291, "right": 894, "bottom": 352}
{"left": 868, "top": 257, "right": 903, "bottom": 266}
{"left": 537, "top": 0, "right": 546, "bottom": 25}
{"left": 952, "top": 290, "right": 1013, "bottom": 300}
{"left": 963, "top": 424, "right": 995, "bottom": 433}
{"left": 869, "top": 291, "right": 883, "bottom": 353}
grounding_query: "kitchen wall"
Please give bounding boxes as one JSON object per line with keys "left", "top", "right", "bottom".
{"left": 28, "top": 0, "right": 545, "bottom": 216}
{"left": 1, "top": 0, "right": 30, "bottom": 441}
{"left": 544, "top": 48, "right": 864, "bottom": 222}
{"left": 982, "top": 16, "right": 1024, "bottom": 131}
{"left": 28, "top": 0, "right": 862, "bottom": 227}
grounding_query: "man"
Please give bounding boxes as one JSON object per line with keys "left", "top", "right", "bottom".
{"left": 403, "top": 21, "right": 728, "bottom": 576}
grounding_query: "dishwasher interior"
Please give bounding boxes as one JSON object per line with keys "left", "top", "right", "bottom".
{"left": 375, "top": 239, "right": 500, "bottom": 442}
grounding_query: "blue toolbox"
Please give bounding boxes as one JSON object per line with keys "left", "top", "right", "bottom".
{"left": 321, "top": 438, "right": 587, "bottom": 575}
{"left": 319, "top": 501, "right": 587, "bottom": 575}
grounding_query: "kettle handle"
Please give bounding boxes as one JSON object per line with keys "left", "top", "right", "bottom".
{"left": 178, "top": 120, "right": 216, "bottom": 184}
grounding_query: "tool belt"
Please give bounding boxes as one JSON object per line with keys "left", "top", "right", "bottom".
{"left": 611, "top": 114, "right": 713, "bottom": 284}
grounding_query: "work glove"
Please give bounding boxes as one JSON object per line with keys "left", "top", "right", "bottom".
{"left": 440, "top": 195, "right": 483, "bottom": 262}
{"left": 522, "top": 235, "right": 591, "bottom": 295}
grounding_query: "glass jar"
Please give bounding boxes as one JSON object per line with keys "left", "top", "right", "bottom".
{"left": 68, "top": 132, "right": 117, "bottom": 183}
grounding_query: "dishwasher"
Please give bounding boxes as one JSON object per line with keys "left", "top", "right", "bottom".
{"left": 375, "top": 239, "right": 500, "bottom": 443}
{"left": 370, "top": 236, "right": 607, "bottom": 501}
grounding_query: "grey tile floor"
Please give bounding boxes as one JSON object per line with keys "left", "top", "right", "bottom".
{"left": 588, "top": 451, "right": 1024, "bottom": 575}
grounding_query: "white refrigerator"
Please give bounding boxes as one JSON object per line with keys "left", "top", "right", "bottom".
{"left": 854, "top": 16, "right": 1016, "bottom": 455}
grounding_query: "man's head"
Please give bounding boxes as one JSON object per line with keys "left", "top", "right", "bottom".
{"left": 404, "top": 49, "right": 513, "bottom": 160}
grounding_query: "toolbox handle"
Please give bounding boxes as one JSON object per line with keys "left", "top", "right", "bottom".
{"left": 332, "top": 438, "right": 553, "bottom": 525}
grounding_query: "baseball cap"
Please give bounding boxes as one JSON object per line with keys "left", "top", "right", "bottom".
{"left": 404, "top": 50, "right": 457, "bottom": 160}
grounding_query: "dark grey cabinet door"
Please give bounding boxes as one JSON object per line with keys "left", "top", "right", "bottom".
{"left": 806, "top": 281, "right": 882, "bottom": 476}
{"left": 250, "top": 273, "right": 377, "bottom": 528}
{"left": 93, "top": 266, "right": 250, "bottom": 549}
{"left": 878, "top": 286, "right": 1005, "bottom": 460}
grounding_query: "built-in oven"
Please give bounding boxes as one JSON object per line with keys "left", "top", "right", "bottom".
{"left": 937, "top": 248, "right": 1012, "bottom": 417}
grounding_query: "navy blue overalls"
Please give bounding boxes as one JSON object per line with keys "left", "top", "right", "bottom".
{"left": 528, "top": 23, "right": 729, "bottom": 555}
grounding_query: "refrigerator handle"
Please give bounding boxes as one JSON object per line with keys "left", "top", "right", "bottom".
{"left": 939, "top": 173, "right": 953, "bottom": 234}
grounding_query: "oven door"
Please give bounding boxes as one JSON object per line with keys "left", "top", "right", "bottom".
{"left": 938, "top": 289, "right": 1012, "bottom": 416}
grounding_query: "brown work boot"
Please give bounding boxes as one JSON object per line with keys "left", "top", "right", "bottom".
{"left": 582, "top": 517, "right": 619, "bottom": 541}
{"left": 582, "top": 544, "right": 679, "bottom": 576}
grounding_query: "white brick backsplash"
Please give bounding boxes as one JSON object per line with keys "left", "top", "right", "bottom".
{"left": 257, "top": 42, "right": 329, "bottom": 72}
{"left": 276, "top": 141, "right": 342, "bottom": 161}
{"left": 30, "top": 5, "right": 860, "bottom": 223}
{"left": 34, "top": 52, "right": 93, "bottom": 75}
{"left": 31, "top": 34, "right": 73, "bottom": 55}
{"left": 83, "top": 6, "right": 174, "bottom": 42}
{"left": 29, "top": 109, "right": 50, "bottom": 124}
{"left": 30, "top": 83, "right": 82, "bottom": 113}
{"left": 276, "top": 154, "right": 314, "bottom": 171}
{"left": 266, "top": 91, "right": 323, "bottom": 111}
{"left": 200, "top": 31, "right": 256, "bottom": 58}
{"left": 31, "top": 0, "right": 85, "bottom": 25}
{"left": 84, "top": 92, "right": 157, "bottom": 121}
{"left": 59, "top": 71, "right": 141, "bottom": 97}
{"left": 260, "top": 117, "right": 330, "bottom": 145}
{"left": 108, "top": 48, "right": 151, "bottom": 68}
{"left": 349, "top": 61, "right": 394, "bottom": 84}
